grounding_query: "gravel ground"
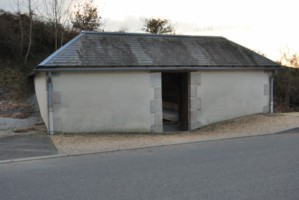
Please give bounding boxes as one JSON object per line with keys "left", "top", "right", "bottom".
{"left": 50, "top": 112, "right": 299, "bottom": 154}
{"left": 1, "top": 112, "right": 298, "bottom": 154}
{"left": 0, "top": 117, "right": 42, "bottom": 131}
{"left": 0, "top": 96, "right": 43, "bottom": 137}
{"left": 0, "top": 117, "right": 45, "bottom": 138}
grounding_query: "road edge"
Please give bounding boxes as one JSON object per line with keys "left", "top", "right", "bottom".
{"left": 0, "top": 126, "right": 298, "bottom": 165}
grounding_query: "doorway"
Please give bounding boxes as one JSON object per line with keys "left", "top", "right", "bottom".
{"left": 162, "top": 72, "right": 189, "bottom": 132}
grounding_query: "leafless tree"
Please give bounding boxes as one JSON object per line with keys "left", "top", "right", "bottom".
{"left": 24, "top": 0, "right": 33, "bottom": 64}
{"left": 279, "top": 52, "right": 299, "bottom": 68}
{"left": 11, "top": 0, "right": 34, "bottom": 63}
{"left": 14, "top": 0, "right": 24, "bottom": 58}
{"left": 43, "top": 0, "right": 74, "bottom": 50}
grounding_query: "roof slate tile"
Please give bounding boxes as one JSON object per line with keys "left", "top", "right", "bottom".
{"left": 39, "top": 32, "right": 279, "bottom": 69}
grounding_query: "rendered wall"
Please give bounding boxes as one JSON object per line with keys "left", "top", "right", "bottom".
{"left": 34, "top": 72, "right": 48, "bottom": 128}
{"left": 191, "top": 70, "right": 270, "bottom": 127}
{"left": 51, "top": 72, "right": 162, "bottom": 133}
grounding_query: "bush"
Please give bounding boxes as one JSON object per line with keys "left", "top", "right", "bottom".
{"left": 0, "top": 66, "right": 30, "bottom": 100}
{"left": 274, "top": 67, "right": 299, "bottom": 112}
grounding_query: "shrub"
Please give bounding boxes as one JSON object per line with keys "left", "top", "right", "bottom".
{"left": 274, "top": 67, "right": 299, "bottom": 112}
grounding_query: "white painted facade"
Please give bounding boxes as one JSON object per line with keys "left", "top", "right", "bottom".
{"left": 34, "top": 72, "right": 48, "bottom": 128}
{"left": 192, "top": 70, "right": 270, "bottom": 126}
{"left": 49, "top": 71, "right": 160, "bottom": 133}
{"left": 34, "top": 70, "right": 271, "bottom": 133}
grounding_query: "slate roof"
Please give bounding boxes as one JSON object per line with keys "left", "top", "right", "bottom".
{"left": 37, "top": 32, "right": 280, "bottom": 70}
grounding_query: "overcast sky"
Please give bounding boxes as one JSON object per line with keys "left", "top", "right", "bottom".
{"left": 1, "top": 0, "right": 298, "bottom": 61}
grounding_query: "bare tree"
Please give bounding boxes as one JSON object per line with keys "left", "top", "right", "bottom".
{"left": 43, "top": 0, "right": 74, "bottom": 50}
{"left": 11, "top": 0, "right": 35, "bottom": 63}
{"left": 24, "top": 0, "right": 33, "bottom": 64}
{"left": 141, "top": 17, "right": 174, "bottom": 34}
{"left": 280, "top": 52, "right": 299, "bottom": 68}
{"left": 71, "top": 0, "right": 103, "bottom": 32}
{"left": 11, "top": 0, "right": 31, "bottom": 60}
{"left": 14, "top": 0, "right": 24, "bottom": 58}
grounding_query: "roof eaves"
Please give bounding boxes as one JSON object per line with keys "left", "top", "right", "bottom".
{"left": 38, "top": 32, "right": 84, "bottom": 67}
{"left": 34, "top": 65, "right": 281, "bottom": 72}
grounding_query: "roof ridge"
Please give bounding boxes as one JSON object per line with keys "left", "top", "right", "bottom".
{"left": 81, "top": 31, "right": 225, "bottom": 39}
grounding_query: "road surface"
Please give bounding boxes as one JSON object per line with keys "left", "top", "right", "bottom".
{"left": 1, "top": 131, "right": 299, "bottom": 200}
{"left": 0, "top": 135, "right": 57, "bottom": 160}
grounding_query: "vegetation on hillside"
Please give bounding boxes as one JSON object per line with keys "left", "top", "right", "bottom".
{"left": 0, "top": 0, "right": 102, "bottom": 100}
{"left": 0, "top": 9, "right": 76, "bottom": 99}
{"left": 275, "top": 54, "right": 299, "bottom": 112}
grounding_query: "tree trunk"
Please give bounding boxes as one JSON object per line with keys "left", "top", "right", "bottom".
{"left": 24, "top": 0, "right": 33, "bottom": 64}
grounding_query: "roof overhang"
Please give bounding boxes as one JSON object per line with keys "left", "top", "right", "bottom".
{"left": 35, "top": 65, "right": 281, "bottom": 73}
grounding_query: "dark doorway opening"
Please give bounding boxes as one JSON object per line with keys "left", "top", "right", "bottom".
{"left": 162, "top": 72, "right": 189, "bottom": 132}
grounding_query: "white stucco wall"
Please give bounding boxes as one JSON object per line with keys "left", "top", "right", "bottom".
{"left": 35, "top": 70, "right": 270, "bottom": 133}
{"left": 196, "top": 70, "right": 270, "bottom": 126}
{"left": 34, "top": 72, "right": 48, "bottom": 128}
{"left": 51, "top": 72, "right": 157, "bottom": 133}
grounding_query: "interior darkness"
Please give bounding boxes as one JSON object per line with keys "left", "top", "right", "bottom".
{"left": 162, "top": 73, "right": 189, "bottom": 132}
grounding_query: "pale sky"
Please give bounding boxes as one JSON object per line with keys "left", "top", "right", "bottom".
{"left": 1, "top": 0, "right": 298, "bottom": 61}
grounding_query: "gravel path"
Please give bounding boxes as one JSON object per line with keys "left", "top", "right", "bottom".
{"left": 51, "top": 112, "right": 299, "bottom": 154}
{"left": 0, "top": 117, "right": 42, "bottom": 131}
{"left": 0, "top": 117, "right": 44, "bottom": 138}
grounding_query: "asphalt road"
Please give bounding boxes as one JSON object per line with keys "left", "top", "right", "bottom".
{"left": 0, "top": 135, "right": 57, "bottom": 160}
{"left": 0, "top": 131, "right": 299, "bottom": 200}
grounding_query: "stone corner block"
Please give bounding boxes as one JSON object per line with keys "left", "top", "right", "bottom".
{"left": 150, "top": 99, "right": 162, "bottom": 113}
{"left": 150, "top": 73, "right": 161, "bottom": 87}
{"left": 190, "top": 98, "right": 201, "bottom": 110}
{"left": 154, "top": 87, "right": 162, "bottom": 99}
{"left": 155, "top": 112, "right": 163, "bottom": 126}
{"left": 190, "top": 73, "right": 201, "bottom": 85}
{"left": 189, "top": 110, "right": 199, "bottom": 122}
{"left": 190, "top": 85, "right": 197, "bottom": 97}
{"left": 151, "top": 125, "right": 163, "bottom": 133}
